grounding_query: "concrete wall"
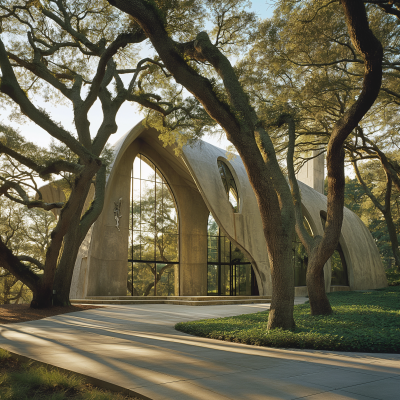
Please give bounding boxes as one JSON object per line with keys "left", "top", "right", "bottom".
{"left": 182, "top": 143, "right": 270, "bottom": 295}
{"left": 72, "top": 124, "right": 210, "bottom": 297}
{"left": 299, "top": 182, "right": 387, "bottom": 291}
{"left": 70, "top": 122, "right": 387, "bottom": 299}
{"left": 297, "top": 150, "right": 325, "bottom": 195}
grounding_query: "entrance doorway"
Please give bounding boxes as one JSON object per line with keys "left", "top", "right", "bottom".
{"left": 207, "top": 213, "right": 259, "bottom": 296}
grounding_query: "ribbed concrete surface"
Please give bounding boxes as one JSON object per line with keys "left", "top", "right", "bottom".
{"left": 1, "top": 300, "right": 399, "bottom": 400}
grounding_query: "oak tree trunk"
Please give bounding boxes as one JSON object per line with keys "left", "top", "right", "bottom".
{"left": 306, "top": 256, "right": 332, "bottom": 316}
{"left": 53, "top": 170, "right": 98, "bottom": 306}
{"left": 267, "top": 236, "right": 296, "bottom": 330}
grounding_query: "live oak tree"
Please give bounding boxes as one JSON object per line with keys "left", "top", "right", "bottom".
{"left": 245, "top": 0, "right": 398, "bottom": 309}
{"left": 348, "top": 132, "right": 400, "bottom": 271}
{"left": 106, "top": 0, "right": 382, "bottom": 324}
{"left": 0, "top": 0, "right": 211, "bottom": 307}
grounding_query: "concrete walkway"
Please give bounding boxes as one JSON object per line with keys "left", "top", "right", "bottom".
{"left": 0, "top": 300, "right": 399, "bottom": 400}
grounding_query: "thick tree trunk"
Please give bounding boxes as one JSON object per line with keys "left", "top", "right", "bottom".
{"left": 53, "top": 171, "right": 97, "bottom": 306}
{"left": 234, "top": 135, "right": 296, "bottom": 330}
{"left": 31, "top": 281, "right": 53, "bottom": 308}
{"left": 383, "top": 210, "right": 400, "bottom": 271}
{"left": 53, "top": 229, "right": 82, "bottom": 306}
{"left": 303, "top": 0, "right": 383, "bottom": 315}
{"left": 267, "top": 237, "right": 296, "bottom": 330}
{"left": 306, "top": 257, "right": 332, "bottom": 316}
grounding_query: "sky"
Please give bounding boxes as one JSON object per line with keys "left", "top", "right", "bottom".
{"left": 0, "top": 1, "right": 274, "bottom": 153}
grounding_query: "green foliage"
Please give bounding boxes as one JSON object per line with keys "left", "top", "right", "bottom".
{"left": 0, "top": 350, "right": 140, "bottom": 399}
{"left": 386, "top": 268, "right": 400, "bottom": 286}
{"left": 175, "top": 287, "right": 400, "bottom": 353}
{"left": 0, "top": 194, "right": 58, "bottom": 304}
{"left": 341, "top": 174, "right": 400, "bottom": 268}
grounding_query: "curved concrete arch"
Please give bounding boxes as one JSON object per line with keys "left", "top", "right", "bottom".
{"left": 182, "top": 141, "right": 271, "bottom": 295}
{"left": 72, "top": 123, "right": 210, "bottom": 297}
{"left": 298, "top": 182, "right": 387, "bottom": 292}
{"left": 70, "top": 121, "right": 386, "bottom": 299}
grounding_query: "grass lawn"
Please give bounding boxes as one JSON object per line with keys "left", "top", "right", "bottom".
{"left": 0, "top": 349, "right": 140, "bottom": 400}
{"left": 175, "top": 286, "right": 400, "bottom": 353}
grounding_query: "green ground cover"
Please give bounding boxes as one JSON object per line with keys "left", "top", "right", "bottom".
{"left": 175, "top": 286, "right": 400, "bottom": 353}
{"left": 0, "top": 349, "right": 140, "bottom": 400}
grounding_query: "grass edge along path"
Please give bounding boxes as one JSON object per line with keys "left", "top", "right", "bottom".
{"left": 0, "top": 348, "right": 148, "bottom": 400}
{"left": 175, "top": 286, "right": 400, "bottom": 353}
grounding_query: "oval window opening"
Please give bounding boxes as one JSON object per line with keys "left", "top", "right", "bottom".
{"left": 217, "top": 160, "right": 239, "bottom": 212}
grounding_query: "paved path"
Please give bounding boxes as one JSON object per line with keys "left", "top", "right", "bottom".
{"left": 0, "top": 300, "right": 399, "bottom": 400}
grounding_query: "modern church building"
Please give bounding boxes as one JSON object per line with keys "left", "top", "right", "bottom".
{"left": 68, "top": 122, "right": 387, "bottom": 301}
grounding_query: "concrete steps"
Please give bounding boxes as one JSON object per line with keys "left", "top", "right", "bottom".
{"left": 71, "top": 295, "right": 271, "bottom": 306}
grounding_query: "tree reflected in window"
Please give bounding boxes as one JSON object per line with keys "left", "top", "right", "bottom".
{"left": 128, "top": 154, "right": 179, "bottom": 296}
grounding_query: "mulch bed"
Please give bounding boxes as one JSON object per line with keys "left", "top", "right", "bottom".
{"left": 0, "top": 304, "right": 102, "bottom": 325}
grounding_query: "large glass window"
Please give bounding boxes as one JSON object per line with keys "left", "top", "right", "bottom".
{"left": 217, "top": 160, "right": 239, "bottom": 212}
{"left": 207, "top": 213, "right": 258, "bottom": 296}
{"left": 128, "top": 154, "right": 179, "bottom": 296}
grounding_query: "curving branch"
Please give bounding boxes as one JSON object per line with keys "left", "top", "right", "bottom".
{"left": 0, "top": 142, "right": 83, "bottom": 177}
{"left": 0, "top": 178, "right": 64, "bottom": 210}
{"left": 79, "top": 163, "right": 106, "bottom": 239}
{"left": 0, "top": 38, "right": 92, "bottom": 163}
{"left": 0, "top": 236, "right": 40, "bottom": 293}
{"left": 279, "top": 114, "right": 314, "bottom": 251}
{"left": 17, "top": 256, "right": 44, "bottom": 270}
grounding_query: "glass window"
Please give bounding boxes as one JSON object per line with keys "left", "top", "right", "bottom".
{"left": 207, "top": 213, "right": 256, "bottom": 296}
{"left": 217, "top": 160, "right": 239, "bottom": 212}
{"left": 128, "top": 154, "right": 179, "bottom": 296}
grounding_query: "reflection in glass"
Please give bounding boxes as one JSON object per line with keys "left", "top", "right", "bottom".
{"left": 127, "top": 262, "right": 155, "bottom": 296}
{"left": 207, "top": 265, "right": 219, "bottom": 294}
{"left": 207, "top": 213, "right": 257, "bottom": 296}
{"left": 217, "top": 160, "right": 239, "bottom": 211}
{"left": 331, "top": 248, "right": 349, "bottom": 286}
{"left": 128, "top": 154, "right": 179, "bottom": 296}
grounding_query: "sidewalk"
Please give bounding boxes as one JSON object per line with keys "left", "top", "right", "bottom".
{"left": 0, "top": 300, "right": 399, "bottom": 400}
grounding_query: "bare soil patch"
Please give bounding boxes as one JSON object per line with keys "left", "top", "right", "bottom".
{"left": 0, "top": 304, "right": 102, "bottom": 325}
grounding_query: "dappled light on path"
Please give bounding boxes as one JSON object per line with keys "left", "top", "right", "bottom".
{"left": 1, "top": 303, "right": 399, "bottom": 400}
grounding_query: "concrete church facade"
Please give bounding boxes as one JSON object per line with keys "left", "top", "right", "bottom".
{"left": 69, "top": 122, "right": 387, "bottom": 299}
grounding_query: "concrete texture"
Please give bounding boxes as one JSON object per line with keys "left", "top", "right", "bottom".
{"left": 1, "top": 302, "right": 399, "bottom": 400}
{"left": 296, "top": 150, "right": 325, "bottom": 195}
{"left": 67, "top": 121, "right": 386, "bottom": 299}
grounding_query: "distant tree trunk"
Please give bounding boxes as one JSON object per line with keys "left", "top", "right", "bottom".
{"left": 352, "top": 158, "right": 400, "bottom": 271}
{"left": 382, "top": 206, "right": 400, "bottom": 270}
{"left": 143, "top": 264, "right": 173, "bottom": 296}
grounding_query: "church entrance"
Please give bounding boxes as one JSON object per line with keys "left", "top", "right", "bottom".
{"left": 207, "top": 214, "right": 259, "bottom": 296}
